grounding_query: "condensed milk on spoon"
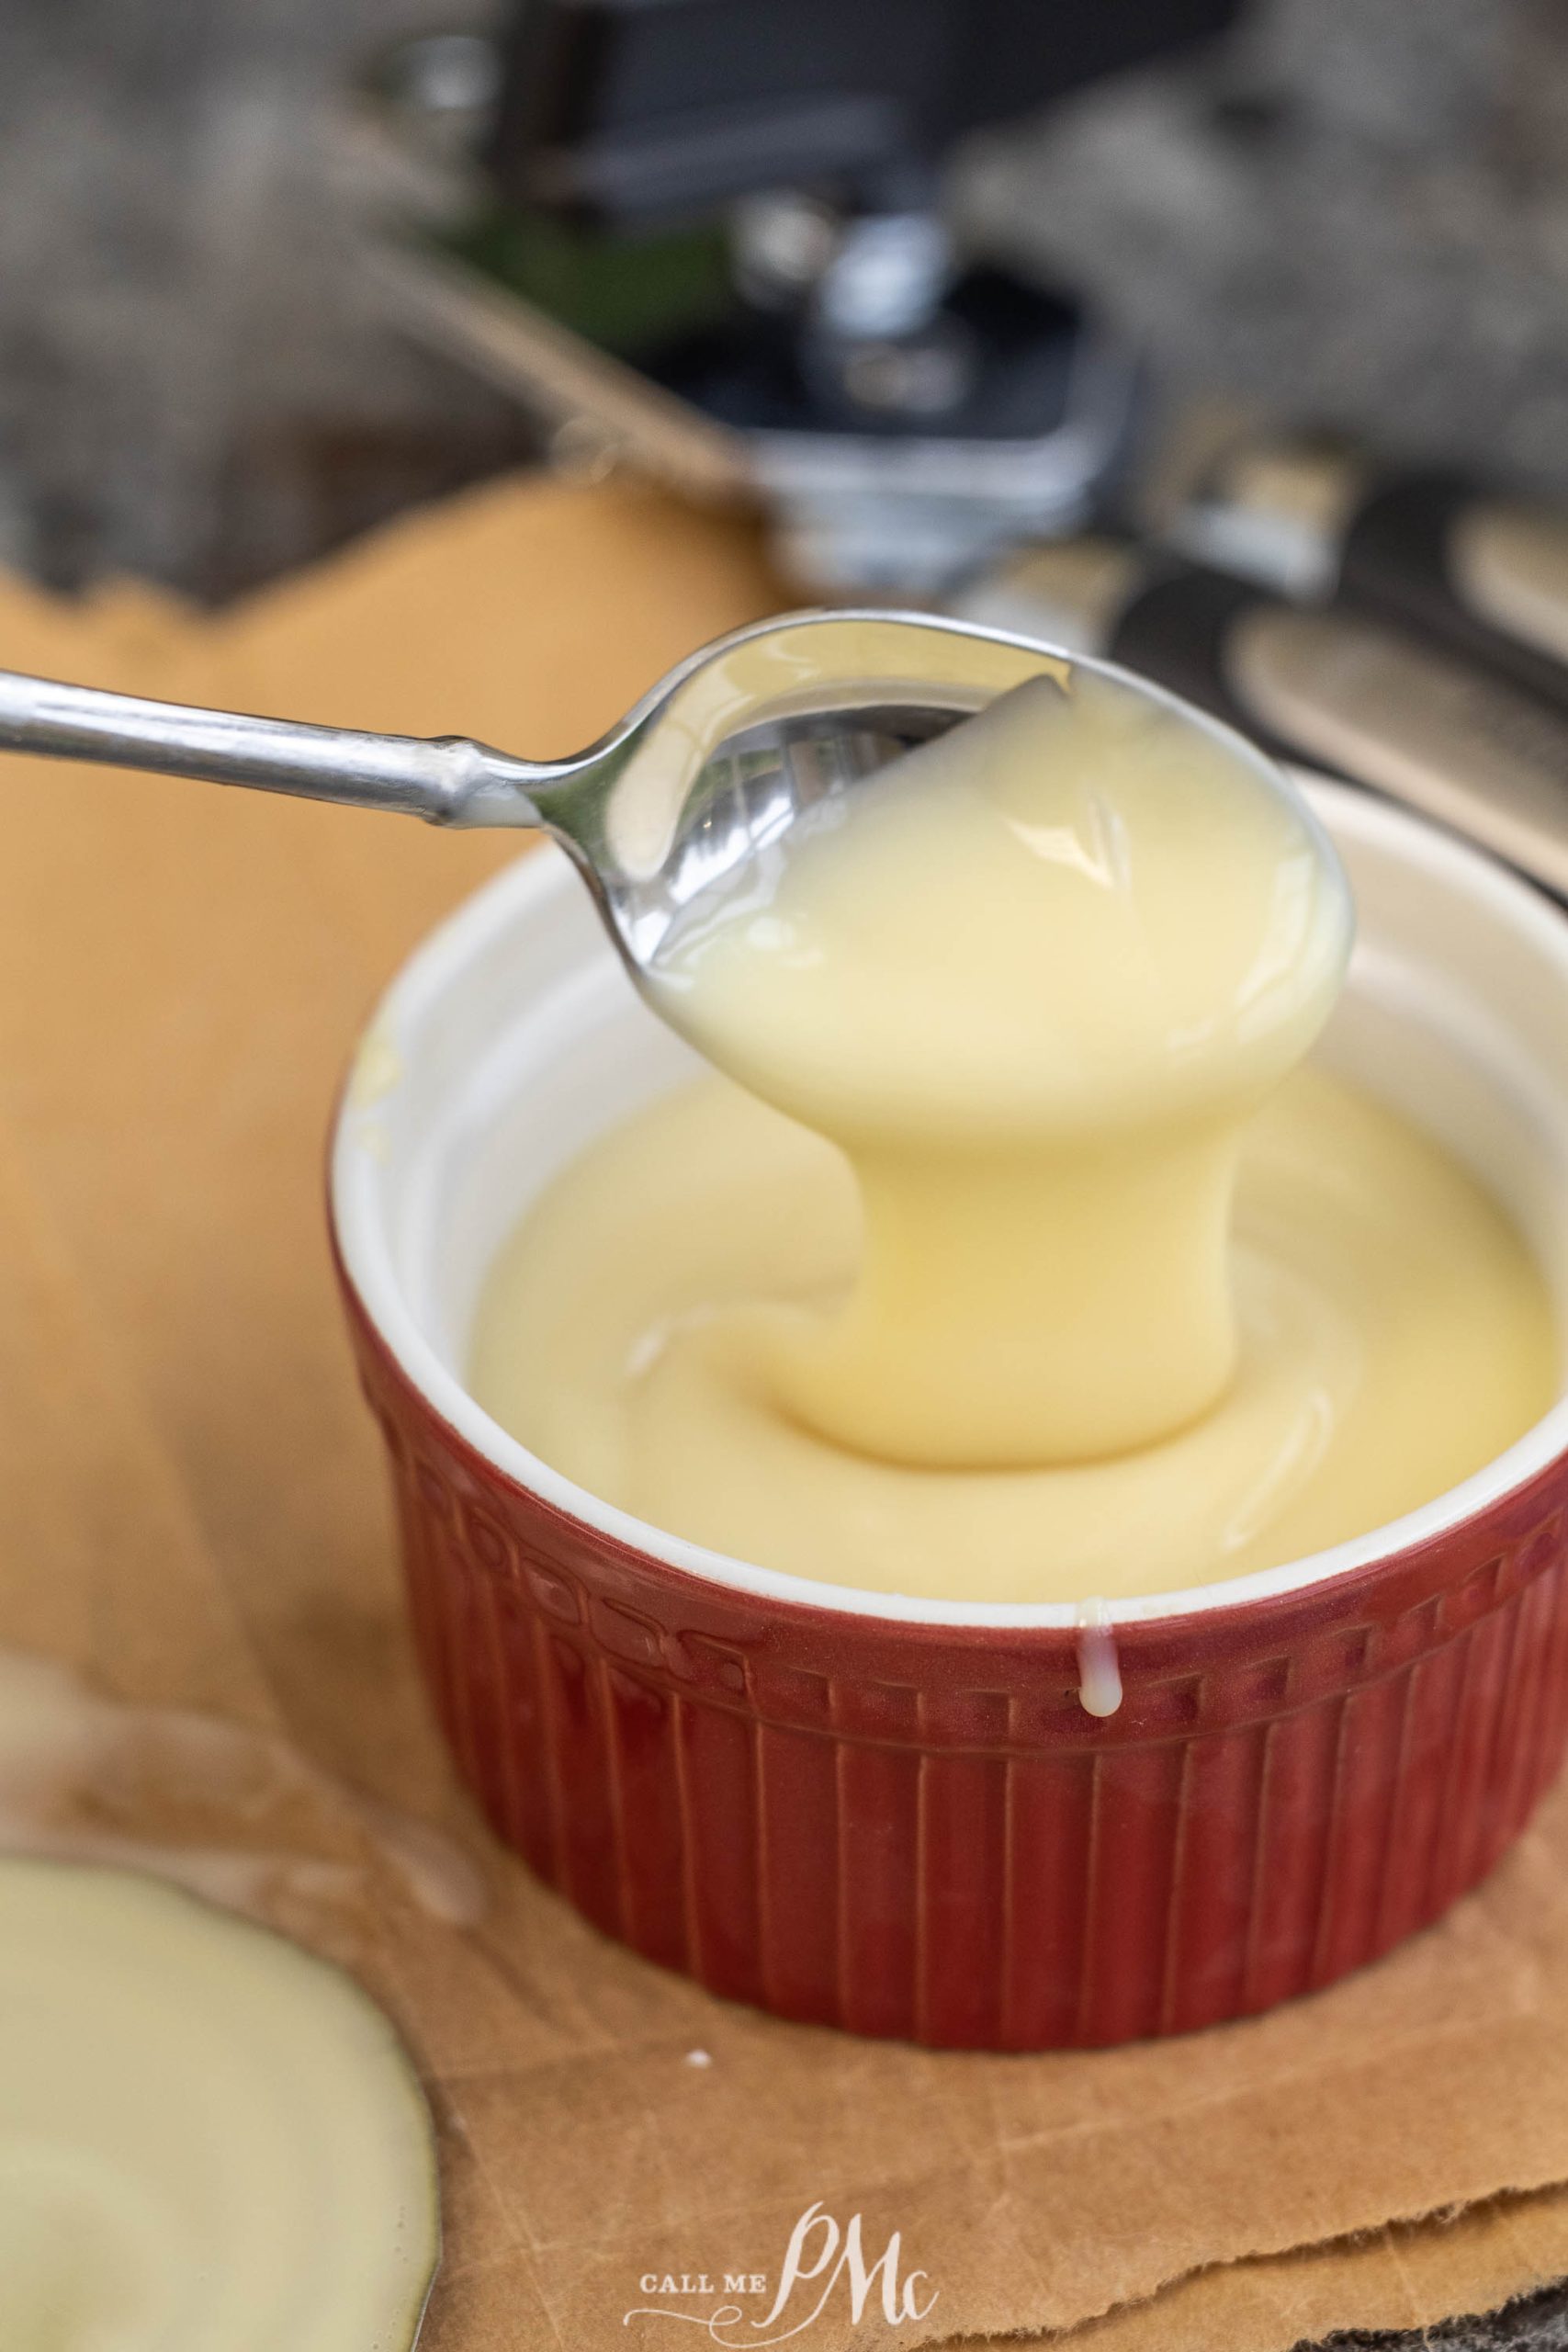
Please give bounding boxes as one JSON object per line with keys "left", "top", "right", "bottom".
{"left": 644, "top": 672, "right": 1352, "bottom": 1465}
{"left": 471, "top": 664, "right": 1552, "bottom": 1608}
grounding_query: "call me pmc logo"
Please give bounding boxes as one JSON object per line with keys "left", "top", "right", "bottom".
{"left": 624, "top": 2200, "right": 936, "bottom": 2344}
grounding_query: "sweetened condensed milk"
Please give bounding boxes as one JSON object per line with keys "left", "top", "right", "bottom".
{"left": 471, "top": 670, "right": 1553, "bottom": 1603}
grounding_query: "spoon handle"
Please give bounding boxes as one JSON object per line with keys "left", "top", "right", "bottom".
{"left": 0, "top": 667, "right": 551, "bottom": 828}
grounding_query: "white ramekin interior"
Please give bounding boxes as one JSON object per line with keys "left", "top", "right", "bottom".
{"left": 332, "top": 777, "right": 1568, "bottom": 1630}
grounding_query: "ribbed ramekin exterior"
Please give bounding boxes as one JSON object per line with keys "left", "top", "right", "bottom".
{"left": 346, "top": 1290, "right": 1568, "bottom": 2048}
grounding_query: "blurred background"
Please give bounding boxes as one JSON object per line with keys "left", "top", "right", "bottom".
{"left": 3, "top": 0, "right": 1568, "bottom": 601}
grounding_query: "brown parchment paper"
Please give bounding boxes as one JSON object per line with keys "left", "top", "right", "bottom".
{"left": 3, "top": 473, "right": 1568, "bottom": 2352}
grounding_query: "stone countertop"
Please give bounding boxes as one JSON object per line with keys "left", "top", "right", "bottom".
{"left": 964, "top": 0, "right": 1568, "bottom": 514}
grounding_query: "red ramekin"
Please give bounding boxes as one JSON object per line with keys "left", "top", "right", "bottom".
{"left": 331, "top": 776, "right": 1568, "bottom": 2048}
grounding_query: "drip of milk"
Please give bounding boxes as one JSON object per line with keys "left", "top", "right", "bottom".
{"left": 0, "top": 1646, "right": 487, "bottom": 1928}
{"left": 1076, "top": 1599, "right": 1124, "bottom": 1719}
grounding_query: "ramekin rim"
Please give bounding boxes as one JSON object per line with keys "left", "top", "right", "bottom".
{"left": 330, "top": 775, "right": 1568, "bottom": 1633}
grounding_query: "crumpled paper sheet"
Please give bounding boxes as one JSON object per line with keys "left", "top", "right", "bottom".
{"left": 3, "top": 473, "right": 1568, "bottom": 2352}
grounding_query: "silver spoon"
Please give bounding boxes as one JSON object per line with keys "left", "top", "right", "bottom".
{"left": 0, "top": 608, "right": 1075, "bottom": 977}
